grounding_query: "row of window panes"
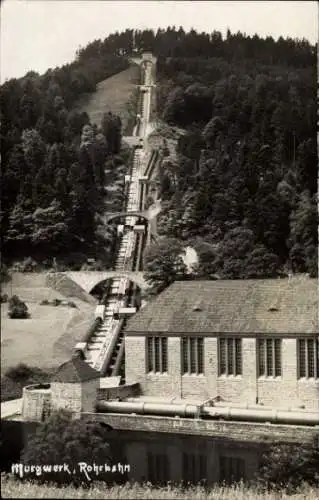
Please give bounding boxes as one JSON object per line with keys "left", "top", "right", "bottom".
{"left": 147, "top": 451, "right": 244, "bottom": 484}
{"left": 146, "top": 337, "right": 319, "bottom": 379}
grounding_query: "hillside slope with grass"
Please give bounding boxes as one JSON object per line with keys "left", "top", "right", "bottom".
{"left": 1, "top": 51, "right": 141, "bottom": 383}
{"left": 75, "top": 64, "right": 140, "bottom": 133}
{"left": 1, "top": 273, "right": 96, "bottom": 378}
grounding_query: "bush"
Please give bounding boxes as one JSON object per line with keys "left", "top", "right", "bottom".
{"left": 10, "top": 257, "right": 39, "bottom": 273}
{"left": 67, "top": 301, "right": 77, "bottom": 308}
{"left": 8, "top": 295, "right": 29, "bottom": 319}
{"left": 5, "top": 363, "right": 32, "bottom": 381}
{"left": 1, "top": 365, "right": 52, "bottom": 402}
{"left": 113, "top": 154, "right": 124, "bottom": 166}
{"left": 145, "top": 195, "right": 155, "bottom": 209}
{"left": 1, "top": 293, "right": 8, "bottom": 303}
{"left": 40, "top": 299, "right": 49, "bottom": 305}
{"left": 256, "top": 438, "right": 319, "bottom": 493}
{"left": 21, "top": 410, "right": 113, "bottom": 486}
{"left": 0, "top": 263, "right": 10, "bottom": 283}
{"left": 80, "top": 260, "right": 105, "bottom": 271}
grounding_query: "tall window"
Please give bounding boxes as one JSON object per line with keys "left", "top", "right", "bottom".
{"left": 182, "top": 452, "right": 207, "bottom": 484}
{"left": 298, "top": 338, "right": 319, "bottom": 379}
{"left": 219, "top": 456, "right": 245, "bottom": 484}
{"left": 258, "top": 338, "right": 282, "bottom": 377}
{"left": 182, "top": 337, "right": 204, "bottom": 374}
{"left": 147, "top": 452, "right": 168, "bottom": 485}
{"left": 218, "top": 338, "right": 242, "bottom": 376}
{"left": 147, "top": 336, "right": 167, "bottom": 373}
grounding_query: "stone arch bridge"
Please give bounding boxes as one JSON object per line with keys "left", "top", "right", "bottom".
{"left": 129, "top": 53, "right": 157, "bottom": 67}
{"left": 64, "top": 271, "right": 148, "bottom": 294}
{"left": 105, "top": 200, "right": 161, "bottom": 224}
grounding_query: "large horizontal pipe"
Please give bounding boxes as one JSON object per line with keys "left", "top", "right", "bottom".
{"left": 96, "top": 401, "right": 319, "bottom": 426}
{"left": 97, "top": 401, "right": 198, "bottom": 418}
{"left": 125, "top": 397, "right": 312, "bottom": 413}
{"left": 125, "top": 397, "right": 276, "bottom": 411}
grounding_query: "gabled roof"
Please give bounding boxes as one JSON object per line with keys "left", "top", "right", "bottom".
{"left": 126, "top": 278, "right": 319, "bottom": 334}
{"left": 51, "top": 353, "right": 100, "bottom": 383}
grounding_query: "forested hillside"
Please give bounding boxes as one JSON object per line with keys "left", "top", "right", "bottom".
{"left": 152, "top": 28, "right": 317, "bottom": 279}
{"left": 1, "top": 40, "right": 128, "bottom": 270}
{"left": 1, "top": 27, "right": 317, "bottom": 278}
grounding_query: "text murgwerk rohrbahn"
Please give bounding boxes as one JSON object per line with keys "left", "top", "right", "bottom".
{"left": 11, "top": 462, "right": 130, "bottom": 481}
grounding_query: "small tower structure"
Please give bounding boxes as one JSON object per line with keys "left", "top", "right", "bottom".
{"left": 50, "top": 351, "right": 100, "bottom": 415}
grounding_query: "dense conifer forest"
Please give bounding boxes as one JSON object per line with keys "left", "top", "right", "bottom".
{"left": 1, "top": 45, "right": 127, "bottom": 269}
{"left": 1, "top": 27, "right": 317, "bottom": 277}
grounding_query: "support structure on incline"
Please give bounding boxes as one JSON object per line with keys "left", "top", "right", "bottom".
{"left": 68, "top": 52, "right": 160, "bottom": 375}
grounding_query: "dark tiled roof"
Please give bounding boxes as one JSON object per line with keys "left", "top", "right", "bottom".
{"left": 51, "top": 354, "right": 100, "bottom": 383}
{"left": 126, "top": 278, "right": 319, "bottom": 334}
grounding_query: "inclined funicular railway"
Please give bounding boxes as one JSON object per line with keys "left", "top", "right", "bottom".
{"left": 74, "top": 60, "right": 156, "bottom": 378}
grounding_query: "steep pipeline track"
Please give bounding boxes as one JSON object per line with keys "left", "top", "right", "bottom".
{"left": 74, "top": 59, "right": 157, "bottom": 378}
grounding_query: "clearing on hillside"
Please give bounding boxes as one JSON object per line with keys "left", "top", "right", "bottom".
{"left": 1, "top": 273, "right": 96, "bottom": 376}
{"left": 75, "top": 64, "right": 140, "bottom": 133}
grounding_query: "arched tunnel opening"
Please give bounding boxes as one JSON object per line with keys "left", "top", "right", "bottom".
{"left": 90, "top": 278, "right": 143, "bottom": 312}
{"left": 106, "top": 213, "right": 149, "bottom": 226}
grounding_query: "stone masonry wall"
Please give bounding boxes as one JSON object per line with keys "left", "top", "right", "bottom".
{"left": 97, "top": 383, "right": 140, "bottom": 401}
{"left": 125, "top": 335, "right": 319, "bottom": 410}
{"left": 51, "top": 382, "right": 82, "bottom": 413}
{"left": 82, "top": 412, "right": 319, "bottom": 444}
{"left": 125, "top": 336, "right": 146, "bottom": 385}
{"left": 22, "top": 387, "right": 51, "bottom": 422}
{"left": 81, "top": 379, "right": 99, "bottom": 413}
{"left": 297, "top": 380, "right": 319, "bottom": 409}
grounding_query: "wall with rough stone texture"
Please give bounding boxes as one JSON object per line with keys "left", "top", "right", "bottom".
{"left": 81, "top": 379, "right": 99, "bottom": 412}
{"left": 81, "top": 412, "right": 319, "bottom": 444}
{"left": 125, "top": 335, "right": 319, "bottom": 410}
{"left": 22, "top": 385, "right": 51, "bottom": 422}
{"left": 51, "top": 382, "right": 82, "bottom": 413}
{"left": 97, "top": 383, "right": 140, "bottom": 401}
{"left": 297, "top": 380, "right": 319, "bottom": 410}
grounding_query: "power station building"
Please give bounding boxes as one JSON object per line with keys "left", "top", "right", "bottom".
{"left": 124, "top": 277, "right": 319, "bottom": 410}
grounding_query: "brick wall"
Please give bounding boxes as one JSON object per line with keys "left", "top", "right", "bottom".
{"left": 297, "top": 380, "right": 319, "bottom": 409}
{"left": 182, "top": 375, "right": 209, "bottom": 399}
{"left": 97, "top": 383, "right": 140, "bottom": 401}
{"left": 125, "top": 336, "right": 145, "bottom": 385}
{"left": 256, "top": 339, "right": 318, "bottom": 408}
{"left": 22, "top": 387, "right": 51, "bottom": 422}
{"left": 81, "top": 379, "right": 99, "bottom": 412}
{"left": 51, "top": 382, "right": 82, "bottom": 413}
{"left": 125, "top": 336, "right": 180, "bottom": 398}
{"left": 83, "top": 412, "right": 319, "bottom": 444}
{"left": 125, "top": 335, "right": 319, "bottom": 410}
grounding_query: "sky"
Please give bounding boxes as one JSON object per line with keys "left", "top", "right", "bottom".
{"left": 1, "top": 0, "right": 317, "bottom": 82}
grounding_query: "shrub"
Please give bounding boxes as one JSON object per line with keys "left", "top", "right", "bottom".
{"left": 0, "top": 293, "right": 8, "bottom": 303}
{"left": 67, "top": 301, "right": 77, "bottom": 308}
{"left": 145, "top": 195, "right": 155, "bottom": 209}
{"left": 256, "top": 437, "right": 319, "bottom": 493}
{"left": 40, "top": 299, "right": 49, "bottom": 305}
{"left": 8, "top": 295, "right": 29, "bottom": 319}
{"left": 2, "top": 365, "right": 52, "bottom": 402}
{"left": 21, "top": 410, "right": 113, "bottom": 486}
{"left": 113, "top": 154, "right": 124, "bottom": 166}
{"left": 0, "top": 263, "right": 10, "bottom": 283}
{"left": 10, "top": 257, "right": 38, "bottom": 273}
{"left": 5, "top": 363, "right": 32, "bottom": 381}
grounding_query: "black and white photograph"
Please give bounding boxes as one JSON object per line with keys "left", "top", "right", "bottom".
{"left": 1, "top": 1, "right": 318, "bottom": 498}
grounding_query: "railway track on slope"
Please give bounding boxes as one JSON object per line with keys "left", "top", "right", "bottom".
{"left": 74, "top": 59, "right": 158, "bottom": 380}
